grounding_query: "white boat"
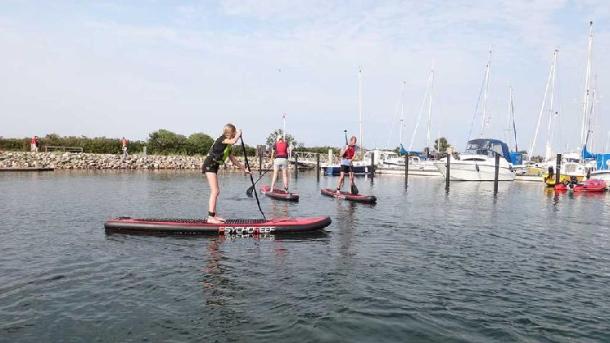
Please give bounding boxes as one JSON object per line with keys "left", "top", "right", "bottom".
{"left": 435, "top": 139, "right": 516, "bottom": 181}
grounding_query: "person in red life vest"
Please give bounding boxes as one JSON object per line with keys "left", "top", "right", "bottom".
{"left": 121, "top": 137, "right": 128, "bottom": 159}
{"left": 202, "top": 123, "right": 249, "bottom": 224}
{"left": 336, "top": 136, "right": 357, "bottom": 194}
{"left": 270, "top": 136, "right": 290, "bottom": 191}
{"left": 31, "top": 136, "right": 39, "bottom": 152}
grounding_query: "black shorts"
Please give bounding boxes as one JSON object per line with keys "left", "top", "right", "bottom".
{"left": 202, "top": 156, "right": 220, "bottom": 173}
{"left": 340, "top": 165, "right": 353, "bottom": 173}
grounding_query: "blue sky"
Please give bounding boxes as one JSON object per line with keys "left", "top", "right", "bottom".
{"left": 1, "top": 0, "right": 609, "bottom": 154}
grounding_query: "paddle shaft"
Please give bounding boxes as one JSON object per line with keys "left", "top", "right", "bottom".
{"left": 240, "top": 136, "right": 266, "bottom": 220}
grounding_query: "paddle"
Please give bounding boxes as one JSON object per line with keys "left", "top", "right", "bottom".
{"left": 240, "top": 135, "right": 266, "bottom": 220}
{"left": 344, "top": 130, "right": 359, "bottom": 195}
{"left": 246, "top": 169, "right": 271, "bottom": 197}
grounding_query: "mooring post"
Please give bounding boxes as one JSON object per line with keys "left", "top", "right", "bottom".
{"left": 370, "top": 153, "right": 375, "bottom": 178}
{"left": 445, "top": 153, "right": 451, "bottom": 191}
{"left": 555, "top": 153, "right": 561, "bottom": 186}
{"left": 404, "top": 154, "right": 409, "bottom": 188}
{"left": 259, "top": 150, "right": 263, "bottom": 176}
{"left": 494, "top": 153, "right": 500, "bottom": 194}
{"left": 316, "top": 153, "right": 320, "bottom": 181}
{"left": 294, "top": 154, "right": 298, "bottom": 178}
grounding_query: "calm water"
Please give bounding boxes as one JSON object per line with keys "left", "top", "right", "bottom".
{"left": 1, "top": 171, "right": 609, "bottom": 342}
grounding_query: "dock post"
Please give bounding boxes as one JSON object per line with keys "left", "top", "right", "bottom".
{"left": 259, "top": 151, "right": 263, "bottom": 176}
{"left": 445, "top": 153, "right": 451, "bottom": 191}
{"left": 404, "top": 155, "right": 409, "bottom": 188}
{"left": 294, "top": 155, "right": 298, "bottom": 178}
{"left": 555, "top": 153, "right": 561, "bottom": 186}
{"left": 494, "top": 154, "right": 500, "bottom": 194}
{"left": 370, "top": 153, "right": 375, "bottom": 178}
{"left": 316, "top": 153, "right": 320, "bottom": 181}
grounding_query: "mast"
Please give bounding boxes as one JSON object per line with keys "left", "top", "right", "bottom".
{"left": 282, "top": 113, "right": 286, "bottom": 139}
{"left": 358, "top": 67, "right": 363, "bottom": 159}
{"left": 506, "top": 86, "right": 518, "bottom": 151}
{"left": 408, "top": 69, "right": 434, "bottom": 151}
{"left": 580, "top": 21, "right": 593, "bottom": 149}
{"left": 528, "top": 49, "right": 557, "bottom": 159}
{"left": 399, "top": 81, "right": 406, "bottom": 145}
{"left": 480, "top": 49, "right": 492, "bottom": 137}
{"left": 544, "top": 49, "right": 559, "bottom": 161}
{"left": 426, "top": 69, "right": 434, "bottom": 150}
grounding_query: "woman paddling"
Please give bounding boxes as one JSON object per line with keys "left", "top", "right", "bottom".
{"left": 203, "top": 123, "right": 249, "bottom": 223}
{"left": 269, "top": 136, "right": 290, "bottom": 192}
{"left": 336, "top": 136, "right": 358, "bottom": 194}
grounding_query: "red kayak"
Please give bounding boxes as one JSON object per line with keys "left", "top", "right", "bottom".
{"left": 260, "top": 185, "right": 299, "bottom": 202}
{"left": 554, "top": 179, "right": 607, "bottom": 192}
{"left": 320, "top": 188, "right": 377, "bottom": 204}
{"left": 105, "top": 216, "right": 331, "bottom": 235}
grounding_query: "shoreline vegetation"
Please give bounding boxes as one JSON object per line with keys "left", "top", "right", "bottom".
{"left": 0, "top": 130, "right": 341, "bottom": 170}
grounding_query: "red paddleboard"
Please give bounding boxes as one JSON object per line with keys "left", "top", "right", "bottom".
{"left": 105, "top": 216, "right": 330, "bottom": 235}
{"left": 555, "top": 179, "right": 607, "bottom": 192}
{"left": 320, "top": 188, "right": 377, "bottom": 204}
{"left": 260, "top": 185, "right": 299, "bottom": 202}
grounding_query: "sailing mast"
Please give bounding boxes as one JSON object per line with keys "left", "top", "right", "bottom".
{"left": 544, "top": 49, "right": 559, "bottom": 161}
{"left": 479, "top": 49, "right": 492, "bottom": 138}
{"left": 358, "top": 67, "right": 364, "bottom": 159}
{"left": 506, "top": 86, "right": 518, "bottom": 152}
{"left": 408, "top": 69, "right": 434, "bottom": 151}
{"left": 426, "top": 69, "right": 435, "bottom": 150}
{"left": 528, "top": 49, "right": 558, "bottom": 159}
{"left": 399, "top": 81, "right": 406, "bottom": 147}
{"left": 580, "top": 21, "right": 593, "bottom": 150}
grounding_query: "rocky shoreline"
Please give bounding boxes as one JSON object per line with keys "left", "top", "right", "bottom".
{"left": 0, "top": 152, "right": 251, "bottom": 170}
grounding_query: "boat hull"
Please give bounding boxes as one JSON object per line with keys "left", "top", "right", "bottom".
{"left": 435, "top": 161, "right": 515, "bottom": 181}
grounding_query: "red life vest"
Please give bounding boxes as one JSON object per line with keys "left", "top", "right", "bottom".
{"left": 343, "top": 145, "right": 355, "bottom": 159}
{"left": 31, "top": 136, "right": 36, "bottom": 145}
{"left": 275, "top": 141, "right": 288, "bottom": 158}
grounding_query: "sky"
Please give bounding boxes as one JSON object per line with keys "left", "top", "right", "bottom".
{"left": 1, "top": 0, "right": 609, "bottom": 154}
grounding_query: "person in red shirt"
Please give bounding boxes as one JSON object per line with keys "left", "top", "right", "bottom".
{"left": 121, "top": 137, "right": 128, "bottom": 159}
{"left": 270, "top": 136, "right": 290, "bottom": 191}
{"left": 31, "top": 136, "right": 39, "bottom": 152}
{"left": 336, "top": 136, "right": 357, "bottom": 194}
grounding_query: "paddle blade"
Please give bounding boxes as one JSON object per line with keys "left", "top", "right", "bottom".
{"left": 246, "top": 185, "right": 255, "bottom": 197}
{"left": 351, "top": 183, "right": 359, "bottom": 195}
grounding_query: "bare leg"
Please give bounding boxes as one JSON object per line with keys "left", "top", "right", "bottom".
{"left": 270, "top": 164, "right": 279, "bottom": 190}
{"left": 349, "top": 172, "right": 354, "bottom": 187}
{"left": 336, "top": 171, "right": 345, "bottom": 192}
{"left": 282, "top": 167, "right": 288, "bottom": 191}
{"left": 205, "top": 172, "right": 224, "bottom": 223}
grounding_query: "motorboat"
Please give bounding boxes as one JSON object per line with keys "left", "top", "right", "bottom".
{"left": 435, "top": 138, "right": 516, "bottom": 181}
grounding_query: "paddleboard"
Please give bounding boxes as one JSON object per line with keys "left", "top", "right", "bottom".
{"left": 320, "top": 188, "right": 376, "bottom": 204}
{"left": 261, "top": 185, "right": 299, "bottom": 202}
{"left": 105, "top": 216, "right": 330, "bottom": 235}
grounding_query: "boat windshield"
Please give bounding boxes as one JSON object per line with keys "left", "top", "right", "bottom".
{"left": 464, "top": 139, "right": 511, "bottom": 161}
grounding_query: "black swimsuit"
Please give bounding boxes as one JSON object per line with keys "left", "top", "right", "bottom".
{"left": 202, "top": 135, "right": 231, "bottom": 173}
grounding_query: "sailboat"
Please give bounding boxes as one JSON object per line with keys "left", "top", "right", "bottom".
{"left": 380, "top": 69, "right": 441, "bottom": 176}
{"left": 435, "top": 50, "right": 516, "bottom": 181}
{"left": 322, "top": 68, "right": 370, "bottom": 176}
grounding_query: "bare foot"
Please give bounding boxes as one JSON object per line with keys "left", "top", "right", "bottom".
{"left": 207, "top": 216, "right": 226, "bottom": 224}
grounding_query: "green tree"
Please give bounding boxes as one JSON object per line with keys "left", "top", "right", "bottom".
{"left": 265, "top": 129, "right": 298, "bottom": 147}
{"left": 434, "top": 137, "right": 451, "bottom": 154}
{"left": 186, "top": 133, "right": 214, "bottom": 155}
{"left": 148, "top": 129, "right": 188, "bottom": 155}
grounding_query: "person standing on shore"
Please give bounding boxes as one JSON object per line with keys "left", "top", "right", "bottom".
{"left": 202, "top": 124, "right": 249, "bottom": 223}
{"left": 31, "top": 136, "right": 39, "bottom": 152}
{"left": 336, "top": 136, "right": 357, "bottom": 194}
{"left": 121, "top": 137, "right": 128, "bottom": 159}
{"left": 270, "top": 136, "right": 289, "bottom": 191}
